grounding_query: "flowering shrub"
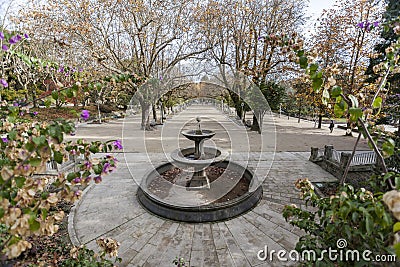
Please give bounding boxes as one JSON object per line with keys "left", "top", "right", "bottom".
{"left": 282, "top": 16, "right": 400, "bottom": 266}
{"left": 63, "top": 237, "right": 121, "bottom": 267}
{"left": 0, "top": 106, "right": 120, "bottom": 259}
{"left": 283, "top": 178, "right": 394, "bottom": 266}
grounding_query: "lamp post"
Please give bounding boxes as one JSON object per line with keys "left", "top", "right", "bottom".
{"left": 220, "top": 94, "right": 224, "bottom": 113}
{"left": 241, "top": 102, "right": 245, "bottom": 122}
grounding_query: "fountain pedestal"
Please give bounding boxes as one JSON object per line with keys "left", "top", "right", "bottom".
{"left": 178, "top": 125, "right": 217, "bottom": 190}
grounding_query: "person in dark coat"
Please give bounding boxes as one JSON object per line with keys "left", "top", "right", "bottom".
{"left": 329, "top": 120, "right": 335, "bottom": 133}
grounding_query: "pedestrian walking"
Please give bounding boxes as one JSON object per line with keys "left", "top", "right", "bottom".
{"left": 329, "top": 120, "right": 335, "bottom": 133}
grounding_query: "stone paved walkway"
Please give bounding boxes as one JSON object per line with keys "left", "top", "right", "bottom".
{"left": 68, "top": 105, "right": 338, "bottom": 266}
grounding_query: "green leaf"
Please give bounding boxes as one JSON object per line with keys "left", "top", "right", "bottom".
{"left": 29, "top": 158, "right": 42, "bottom": 167}
{"left": 0, "top": 208, "right": 4, "bottom": 218}
{"left": 334, "top": 103, "right": 345, "bottom": 117}
{"left": 365, "top": 216, "right": 373, "bottom": 235}
{"left": 51, "top": 91, "right": 59, "bottom": 100}
{"left": 67, "top": 172, "right": 77, "bottom": 182}
{"left": 25, "top": 141, "right": 35, "bottom": 152}
{"left": 15, "top": 176, "right": 26, "bottom": 188}
{"left": 89, "top": 145, "right": 99, "bottom": 153}
{"left": 312, "top": 78, "right": 323, "bottom": 92}
{"left": 8, "top": 130, "right": 17, "bottom": 141}
{"left": 352, "top": 212, "right": 359, "bottom": 223}
{"left": 21, "top": 55, "right": 32, "bottom": 66}
{"left": 349, "top": 107, "right": 362, "bottom": 122}
{"left": 382, "top": 138, "right": 395, "bottom": 157}
{"left": 393, "top": 222, "right": 400, "bottom": 233}
{"left": 372, "top": 96, "right": 382, "bottom": 109}
{"left": 299, "top": 56, "right": 308, "bottom": 69}
{"left": 331, "top": 86, "right": 342, "bottom": 98}
{"left": 44, "top": 99, "right": 52, "bottom": 108}
{"left": 41, "top": 191, "right": 49, "bottom": 200}
{"left": 33, "top": 136, "right": 46, "bottom": 145}
{"left": 53, "top": 151, "right": 63, "bottom": 164}
{"left": 348, "top": 95, "right": 359, "bottom": 108}
{"left": 297, "top": 50, "right": 304, "bottom": 57}
{"left": 93, "top": 164, "right": 102, "bottom": 175}
{"left": 309, "top": 63, "right": 318, "bottom": 72}
{"left": 66, "top": 89, "right": 74, "bottom": 98}
{"left": 29, "top": 220, "right": 40, "bottom": 231}
{"left": 41, "top": 209, "right": 48, "bottom": 220}
{"left": 394, "top": 242, "right": 400, "bottom": 257}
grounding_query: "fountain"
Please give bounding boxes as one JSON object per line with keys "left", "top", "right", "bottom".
{"left": 137, "top": 117, "right": 263, "bottom": 222}
{"left": 171, "top": 117, "right": 226, "bottom": 190}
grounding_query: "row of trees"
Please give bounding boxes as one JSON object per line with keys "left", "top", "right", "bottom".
{"left": 10, "top": 0, "right": 306, "bottom": 129}
{"left": 0, "top": 0, "right": 397, "bottom": 133}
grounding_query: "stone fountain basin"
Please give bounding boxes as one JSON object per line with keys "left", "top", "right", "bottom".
{"left": 137, "top": 160, "right": 263, "bottom": 222}
{"left": 170, "top": 146, "right": 228, "bottom": 171}
{"left": 181, "top": 129, "right": 215, "bottom": 142}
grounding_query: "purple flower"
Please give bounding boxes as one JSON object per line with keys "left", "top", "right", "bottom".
{"left": 15, "top": 35, "right": 22, "bottom": 41}
{"left": 84, "top": 161, "right": 92, "bottom": 169}
{"left": 84, "top": 177, "right": 92, "bottom": 183}
{"left": 357, "top": 22, "right": 365, "bottom": 29}
{"left": 0, "top": 32, "right": 4, "bottom": 39}
{"left": 2, "top": 44, "right": 8, "bottom": 51}
{"left": 13, "top": 102, "right": 19, "bottom": 107}
{"left": 113, "top": 140, "right": 123, "bottom": 150}
{"left": 33, "top": 111, "right": 38, "bottom": 116}
{"left": 373, "top": 21, "right": 379, "bottom": 27}
{"left": 72, "top": 177, "right": 82, "bottom": 183}
{"left": 58, "top": 66, "right": 64, "bottom": 73}
{"left": 94, "top": 175, "right": 102, "bottom": 183}
{"left": 1, "top": 137, "right": 8, "bottom": 143}
{"left": 81, "top": 110, "right": 90, "bottom": 120}
{"left": 24, "top": 33, "right": 29, "bottom": 39}
{"left": 365, "top": 21, "right": 371, "bottom": 31}
{"left": 79, "top": 68, "right": 83, "bottom": 72}
{"left": 9, "top": 36, "right": 18, "bottom": 44}
{"left": 102, "top": 162, "right": 111, "bottom": 173}
{"left": 0, "top": 79, "right": 8, "bottom": 87}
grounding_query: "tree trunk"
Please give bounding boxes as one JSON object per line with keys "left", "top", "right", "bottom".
{"left": 318, "top": 114, "right": 323, "bottom": 129}
{"left": 228, "top": 90, "right": 242, "bottom": 119}
{"left": 152, "top": 103, "right": 157, "bottom": 122}
{"left": 251, "top": 111, "right": 264, "bottom": 134}
{"left": 298, "top": 104, "right": 301, "bottom": 123}
{"left": 251, "top": 114, "right": 259, "bottom": 132}
{"left": 32, "top": 90, "right": 37, "bottom": 108}
{"left": 141, "top": 104, "right": 150, "bottom": 130}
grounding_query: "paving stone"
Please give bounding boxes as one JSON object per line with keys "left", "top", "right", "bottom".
{"left": 69, "top": 105, "right": 343, "bottom": 266}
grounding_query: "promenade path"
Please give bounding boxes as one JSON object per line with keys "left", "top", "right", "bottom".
{"left": 67, "top": 104, "right": 366, "bottom": 266}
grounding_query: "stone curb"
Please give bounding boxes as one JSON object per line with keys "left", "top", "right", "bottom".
{"left": 67, "top": 182, "right": 95, "bottom": 246}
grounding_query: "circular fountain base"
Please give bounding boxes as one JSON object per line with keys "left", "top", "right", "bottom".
{"left": 137, "top": 161, "right": 263, "bottom": 222}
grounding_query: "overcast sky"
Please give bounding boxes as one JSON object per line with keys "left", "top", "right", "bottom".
{"left": 307, "top": 0, "right": 336, "bottom": 19}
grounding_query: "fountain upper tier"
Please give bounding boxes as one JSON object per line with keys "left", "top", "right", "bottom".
{"left": 181, "top": 129, "right": 215, "bottom": 142}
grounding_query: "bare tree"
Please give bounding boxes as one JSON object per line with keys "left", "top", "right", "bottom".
{"left": 20, "top": 0, "right": 210, "bottom": 129}
{"left": 195, "top": 0, "right": 306, "bottom": 131}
